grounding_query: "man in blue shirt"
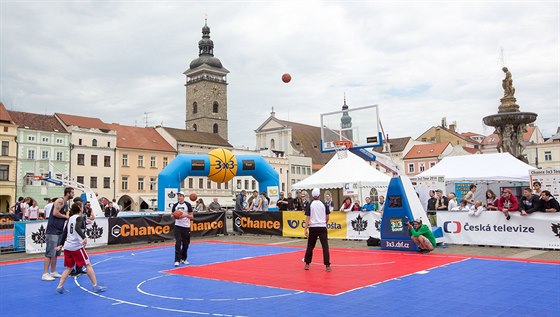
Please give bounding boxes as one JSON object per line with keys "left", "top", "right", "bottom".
{"left": 362, "top": 197, "right": 376, "bottom": 211}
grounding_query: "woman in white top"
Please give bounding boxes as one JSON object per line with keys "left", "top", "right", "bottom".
{"left": 340, "top": 197, "right": 353, "bottom": 212}
{"left": 28, "top": 199, "right": 39, "bottom": 220}
{"left": 21, "top": 197, "right": 30, "bottom": 220}
{"left": 447, "top": 193, "right": 458, "bottom": 211}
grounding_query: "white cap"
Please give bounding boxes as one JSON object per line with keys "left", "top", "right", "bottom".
{"left": 177, "top": 191, "right": 185, "bottom": 196}
{"left": 312, "top": 188, "right": 320, "bottom": 198}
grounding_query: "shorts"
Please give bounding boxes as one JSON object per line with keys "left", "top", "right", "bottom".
{"left": 63, "top": 248, "right": 90, "bottom": 268}
{"left": 45, "top": 234, "right": 62, "bottom": 258}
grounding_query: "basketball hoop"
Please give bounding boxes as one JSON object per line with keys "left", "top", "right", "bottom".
{"left": 333, "top": 140, "right": 353, "bottom": 159}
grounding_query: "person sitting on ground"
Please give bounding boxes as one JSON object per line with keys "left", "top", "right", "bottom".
{"left": 452, "top": 199, "right": 469, "bottom": 211}
{"left": 485, "top": 189, "right": 499, "bottom": 210}
{"left": 207, "top": 198, "right": 222, "bottom": 212}
{"left": 362, "top": 197, "right": 376, "bottom": 211}
{"left": 447, "top": 193, "right": 458, "bottom": 211}
{"left": 468, "top": 200, "right": 486, "bottom": 217}
{"left": 340, "top": 197, "right": 352, "bottom": 212}
{"left": 520, "top": 187, "right": 539, "bottom": 215}
{"left": 529, "top": 190, "right": 560, "bottom": 213}
{"left": 406, "top": 219, "right": 436, "bottom": 254}
{"left": 497, "top": 189, "right": 519, "bottom": 220}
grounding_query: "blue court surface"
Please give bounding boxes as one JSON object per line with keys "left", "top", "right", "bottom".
{"left": 0, "top": 241, "right": 558, "bottom": 317}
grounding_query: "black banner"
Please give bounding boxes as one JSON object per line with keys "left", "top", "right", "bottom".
{"left": 0, "top": 213, "right": 15, "bottom": 229}
{"left": 232, "top": 211, "right": 282, "bottom": 236}
{"left": 108, "top": 212, "right": 226, "bottom": 244}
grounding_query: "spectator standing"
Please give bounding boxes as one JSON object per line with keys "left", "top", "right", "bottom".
{"left": 362, "top": 197, "right": 376, "bottom": 211}
{"left": 378, "top": 196, "right": 385, "bottom": 212}
{"left": 171, "top": 192, "right": 194, "bottom": 267}
{"left": 293, "top": 191, "right": 305, "bottom": 211}
{"left": 497, "top": 189, "right": 519, "bottom": 220}
{"left": 464, "top": 184, "right": 477, "bottom": 206}
{"left": 195, "top": 199, "right": 206, "bottom": 212}
{"left": 44, "top": 198, "right": 56, "bottom": 219}
{"left": 340, "top": 197, "right": 352, "bottom": 212}
{"left": 235, "top": 190, "right": 247, "bottom": 211}
{"left": 208, "top": 198, "right": 222, "bottom": 212}
{"left": 10, "top": 197, "right": 24, "bottom": 220}
{"left": 485, "top": 190, "right": 499, "bottom": 210}
{"left": 324, "top": 194, "right": 334, "bottom": 212}
{"left": 287, "top": 192, "right": 295, "bottom": 210}
{"left": 276, "top": 192, "right": 289, "bottom": 211}
{"left": 112, "top": 198, "right": 120, "bottom": 214}
{"left": 532, "top": 181, "right": 542, "bottom": 196}
{"left": 303, "top": 188, "right": 331, "bottom": 272}
{"left": 28, "top": 199, "right": 39, "bottom": 220}
{"left": 84, "top": 201, "right": 94, "bottom": 222}
{"left": 447, "top": 193, "right": 458, "bottom": 211}
{"left": 426, "top": 190, "right": 437, "bottom": 226}
{"left": 261, "top": 192, "right": 270, "bottom": 211}
{"left": 21, "top": 197, "right": 30, "bottom": 220}
{"left": 520, "top": 188, "right": 539, "bottom": 215}
{"left": 531, "top": 190, "right": 560, "bottom": 213}
{"left": 104, "top": 201, "right": 116, "bottom": 218}
{"left": 351, "top": 201, "right": 361, "bottom": 211}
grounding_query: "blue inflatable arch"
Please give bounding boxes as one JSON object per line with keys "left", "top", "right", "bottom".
{"left": 158, "top": 154, "right": 280, "bottom": 211}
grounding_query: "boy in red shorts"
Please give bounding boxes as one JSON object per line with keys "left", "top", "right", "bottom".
{"left": 55, "top": 202, "right": 107, "bottom": 294}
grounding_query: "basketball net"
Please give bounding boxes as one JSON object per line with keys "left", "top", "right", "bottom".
{"left": 333, "top": 140, "right": 352, "bottom": 159}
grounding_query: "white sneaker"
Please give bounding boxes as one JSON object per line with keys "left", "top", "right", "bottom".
{"left": 174, "top": 261, "right": 179, "bottom": 267}
{"left": 42, "top": 273, "right": 55, "bottom": 281}
{"left": 180, "top": 260, "right": 189, "bottom": 265}
{"left": 50, "top": 272, "right": 62, "bottom": 278}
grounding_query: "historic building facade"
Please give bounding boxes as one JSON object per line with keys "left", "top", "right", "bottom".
{"left": 0, "top": 103, "right": 17, "bottom": 211}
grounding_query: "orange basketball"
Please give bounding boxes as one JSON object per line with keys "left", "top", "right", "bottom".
{"left": 172, "top": 210, "right": 182, "bottom": 219}
{"left": 189, "top": 193, "right": 198, "bottom": 202}
{"left": 282, "top": 73, "right": 291, "bottom": 83}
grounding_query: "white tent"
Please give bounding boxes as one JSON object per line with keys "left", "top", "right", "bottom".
{"left": 417, "top": 153, "right": 536, "bottom": 182}
{"left": 292, "top": 151, "right": 391, "bottom": 190}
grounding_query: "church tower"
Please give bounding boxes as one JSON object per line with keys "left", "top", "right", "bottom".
{"left": 340, "top": 96, "right": 353, "bottom": 141}
{"left": 184, "top": 21, "right": 229, "bottom": 141}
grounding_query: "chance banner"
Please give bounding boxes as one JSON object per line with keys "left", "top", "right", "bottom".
{"left": 232, "top": 211, "right": 282, "bottom": 235}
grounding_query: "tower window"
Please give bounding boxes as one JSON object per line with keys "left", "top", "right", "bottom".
{"left": 213, "top": 124, "right": 218, "bottom": 134}
{"left": 270, "top": 139, "right": 275, "bottom": 149}
{"left": 193, "top": 124, "right": 197, "bottom": 131}
{"left": 193, "top": 102, "right": 198, "bottom": 114}
{"left": 213, "top": 101, "right": 219, "bottom": 113}
{"left": 92, "top": 139, "right": 97, "bottom": 147}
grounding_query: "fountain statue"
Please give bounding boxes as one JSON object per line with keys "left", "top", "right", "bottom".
{"left": 483, "top": 67, "right": 537, "bottom": 162}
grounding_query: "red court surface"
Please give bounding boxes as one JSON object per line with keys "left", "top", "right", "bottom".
{"left": 167, "top": 248, "right": 467, "bottom": 295}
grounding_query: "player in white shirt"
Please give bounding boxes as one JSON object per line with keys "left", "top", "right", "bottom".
{"left": 303, "top": 188, "right": 331, "bottom": 272}
{"left": 55, "top": 202, "right": 106, "bottom": 294}
{"left": 171, "top": 192, "right": 194, "bottom": 267}
{"left": 44, "top": 198, "right": 55, "bottom": 219}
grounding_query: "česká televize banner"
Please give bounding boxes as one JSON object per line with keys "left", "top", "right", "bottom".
{"left": 24, "top": 218, "right": 109, "bottom": 254}
{"left": 109, "top": 212, "right": 226, "bottom": 244}
{"left": 437, "top": 211, "right": 560, "bottom": 249}
{"left": 233, "top": 211, "right": 282, "bottom": 235}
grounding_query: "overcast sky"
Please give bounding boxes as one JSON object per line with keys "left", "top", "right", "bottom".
{"left": 1, "top": 1, "right": 558, "bottom": 149}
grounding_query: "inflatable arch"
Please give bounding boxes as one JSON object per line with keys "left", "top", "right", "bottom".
{"left": 158, "top": 154, "right": 280, "bottom": 211}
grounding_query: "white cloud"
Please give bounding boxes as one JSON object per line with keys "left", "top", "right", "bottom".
{"left": 1, "top": 1, "right": 558, "bottom": 147}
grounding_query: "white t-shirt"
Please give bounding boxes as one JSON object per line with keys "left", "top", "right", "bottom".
{"left": 305, "top": 200, "right": 330, "bottom": 227}
{"left": 28, "top": 206, "right": 39, "bottom": 219}
{"left": 174, "top": 201, "right": 193, "bottom": 228}
{"left": 44, "top": 203, "right": 54, "bottom": 219}
{"left": 63, "top": 215, "right": 85, "bottom": 251}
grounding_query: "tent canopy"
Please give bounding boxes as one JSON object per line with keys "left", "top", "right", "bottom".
{"left": 292, "top": 151, "right": 390, "bottom": 190}
{"left": 417, "top": 153, "right": 536, "bottom": 182}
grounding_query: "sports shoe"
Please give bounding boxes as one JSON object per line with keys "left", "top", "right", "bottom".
{"left": 50, "top": 272, "right": 62, "bottom": 278}
{"left": 42, "top": 273, "right": 55, "bottom": 281}
{"left": 181, "top": 260, "right": 189, "bottom": 265}
{"left": 174, "top": 261, "right": 179, "bottom": 267}
{"left": 326, "top": 265, "right": 332, "bottom": 272}
{"left": 55, "top": 286, "right": 68, "bottom": 294}
{"left": 92, "top": 285, "right": 107, "bottom": 293}
{"left": 304, "top": 263, "right": 310, "bottom": 270}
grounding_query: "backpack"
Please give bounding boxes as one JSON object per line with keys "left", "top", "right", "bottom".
{"left": 367, "top": 236, "right": 380, "bottom": 247}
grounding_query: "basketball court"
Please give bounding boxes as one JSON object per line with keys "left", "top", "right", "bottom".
{"left": 1, "top": 241, "right": 558, "bottom": 316}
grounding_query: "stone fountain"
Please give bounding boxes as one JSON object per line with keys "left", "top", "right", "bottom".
{"left": 483, "top": 67, "right": 537, "bottom": 162}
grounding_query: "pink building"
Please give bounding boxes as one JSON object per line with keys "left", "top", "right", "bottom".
{"left": 403, "top": 142, "right": 453, "bottom": 176}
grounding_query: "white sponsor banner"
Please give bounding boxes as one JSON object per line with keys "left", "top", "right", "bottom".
{"left": 530, "top": 169, "right": 560, "bottom": 197}
{"left": 437, "top": 211, "right": 560, "bottom": 249}
{"left": 267, "top": 186, "right": 280, "bottom": 209}
{"left": 346, "top": 211, "right": 382, "bottom": 240}
{"left": 164, "top": 188, "right": 179, "bottom": 212}
{"left": 410, "top": 175, "right": 446, "bottom": 211}
{"left": 25, "top": 219, "right": 109, "bottom": 254}
{"left": 343, "top": 183, "right": 358, "bottom": 196}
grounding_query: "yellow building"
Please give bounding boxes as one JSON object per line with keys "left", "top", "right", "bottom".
{"left": 416, "top": 125, "right": 480, "bottom": 149}
{"left": 525, "top": 142, "right": 560, "bottom": 169}
{"left": 0, "top": 103, "right": 17, "bottom": 212}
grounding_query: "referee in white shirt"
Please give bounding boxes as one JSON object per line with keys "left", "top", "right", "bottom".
{"left": 303, "top": 188, "right": 331, "bottom": 272}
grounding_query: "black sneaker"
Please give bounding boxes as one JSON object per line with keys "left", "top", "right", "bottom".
{"left": 69, "top": 270, "right": 78, "bottom": 277}
{"left": 75, "top": 267, "right": 86, "bottom": 276}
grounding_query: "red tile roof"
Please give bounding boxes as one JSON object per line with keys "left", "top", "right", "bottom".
{"left": 462, "top": 146, "right": 481, "bottom": 154}
{"left": 162, "top": 126, "right": 232, "bottom": 148}
{"left": 404, "top": 142, "right": 450, "bottom": 159}
{"left": 55, "top": 113, "right": 113, "bottom": 131}
{"left": 276, "top": 119, "right": 334, "bottom": 168}
{"left": 373, "top": 136, "right": 411, "bottom": 153}
{"left": 110, "top": 124, "right": 176, "bottom": 152}
{"left": 482, "top": 126, "right": 535, "bottom": 145}
{"left": 461, "top": 132, "right": 483, "bottom": 138}
{"left": 0, "top": 102, "right": 13, "bottom": 123}
{"left": 8, "top": 110, "right": 67, "bottom": 133}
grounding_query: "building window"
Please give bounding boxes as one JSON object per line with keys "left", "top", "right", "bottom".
{"left": 188, "top": 178, "right": 193, "bottom": 188}
{"left": 92, "top": 139, "right": 97, "bottom": 147}
{"left": 1, "top": 141, "right": 8, "bottom": 156}
{"left": 42, "top": 137, "right": 49, "bottom": 143}
{"left": 430, "top": 161, "right": 436, "bottom": 168}
{"left": 213, "top": 101, "right": 219, "bottom": 113}
{"left": 280, "top": 168, "right": 283, "bottom": 174}
{"left": 419, "top": 163, "right": 425, "bottom": 172}
{"left": 27, "top": 149, "right": 35, "bottom": 160}
{"left": 150, "top": 156, "right": 156, "bottom": 168}
{"left": 408, "top": 163, "right": 414, "bottom": 173}
{"left": 244, "top": 180, "right": 249, "bottom": 189}
{"left": 217, "top": 182, "right": 221, "bottom": 189}
{"left": 291, "top": 179, "right": 296, "bottom": 185}
{"left": 193, "top": 102, "right": 198, "bottom": 114}
{"left": 544, "top": 151, "right": 552, "bottom": 161}
{"left": 138, "top": 155, "right": 144, "bottom": 167}
{"left": 193, "top": 124, "right": 197, "bottom": 131}
{"left": 107, "top": 141, "right": 111, "bottom": 147}
{"left": 224, "top": 182, "right": 228, "bottom": 189}
{"left": 237, "top": 179, "right": 242, "bottom": 189}
{"left": 78, "top": 138, "right": 82, "bottom": 145}
{"left": 77, "top": 154, "right": 84, "bottom": 165}
{"left": 122, "top": 154, "right": 128, "bottom": 166}
{"left": 252, "top": 180, "right": 256, "bottom": 190}
{"left": 282, "top": 183, "right": 285, "bottom": 192}
{"left": 138, "top": 177, "right": 144, "bottom": 191}
{"left": 90, "top": 176, "right": 97, "bottom": 189}
{"left": 121, "top": 176, "right": 129, "bottom": 190}
{"left": 56, "top": 138, "right": 63, "bottom": 144}
{"left": 207, "top": 179, "right": 212, "bottom": 189}
{"left": 103, "top": 177, "right": 111, "bottom": 189}
{"left": 104, "top": 156, "right": 111, "bottom": 167}
{"left": 163, "top": 157, "right": 168, "bottom": 167}
{"left": 291, "top": 166, "right": 295, "bottom": 174}
{"left": 270, "top": 139, "right": 275, "bottom": 150}
{"left": 213, "top": 124, "right": 218, "bottom": 134}
{"left": 41, "top": 150, "right": 49, "bottom": 160}
{"left": 296, "top": 166, "right": 301, "bottom": 174}
{"left": 150, "top": 177, "right": 156, "bottom": 191}
{"left": 56, "top": 152, "right": 63, "bottom": 161}
{"left": 91, "top": 155, "right": 98, "bottom": 166}
{"left": 77, "top": 176, "right": 84, "bottom": 184}
{"left": 0, "top": 165, "right": 8, "bottom": 181}
{"left": 198, "top": 178, "right": 203, "bottom": 189}
{"left": 28, "top": 135, "right": 36, "bottom": 142}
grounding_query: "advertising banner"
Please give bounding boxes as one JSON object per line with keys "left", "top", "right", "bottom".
{"left": 0, "top": 213, "right": 14, "bottom": 229}
{"left": 530, "top": 169, "right": 560, "bottom": 197}
{"left": 454, "top": 182, "right": 473, "bottom": 201}
{"left": 164, "top": 188, "right": 179, "bottom": 212}
{"left": 282, "top": 211, "right": 307, "bottom": 237}
{"left": 24, "top": 219, "right": 109, "bottom": 254}
{"left": 232, "top": 211, "right": 282, "bottom": 235}
{"left": 346, "top": 211, "right": 382, "bottom": 240}
{"left": 327, "top": 212, "right": 347, "bottom": 239}
{"left": 437, "top": 211, "right": 560, "bottom": 249}
{"left": 410, "top": 175, "right": 446, "bottom": 211}
{"left": 267, "top": 185, "right": 280, "bottom": 211}
{"left": 190, "top": 212, "right": 227, "bottom": 236}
